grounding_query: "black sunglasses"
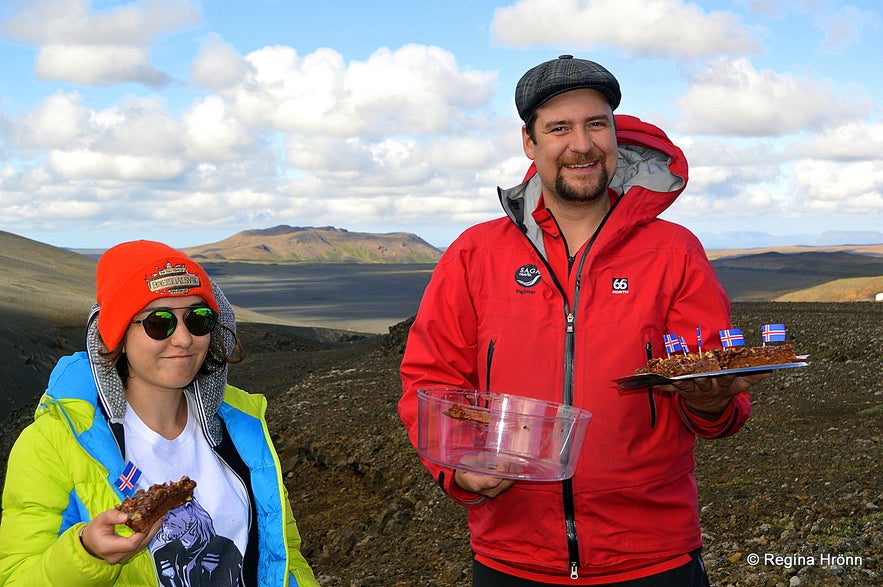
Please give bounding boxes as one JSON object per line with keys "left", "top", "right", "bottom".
{"left": 132, "top": 306, "right": 218, "bottom": 341}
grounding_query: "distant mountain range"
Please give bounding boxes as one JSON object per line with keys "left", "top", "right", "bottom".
{"left": 697, "top": 230, "right": 883, "bottom": 250}
{"left": 66, "top": 225, "right": 883, "bottom": 263}
{"left": 4, "top": 226, "right": 882, "bottom": 305}
{"left": 182, "top": 225, "right": 443, "bottom": 263}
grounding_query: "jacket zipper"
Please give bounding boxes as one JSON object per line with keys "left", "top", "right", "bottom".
{"left": 555, "top": 202, "right": 621, "bottom": 579}
{"left": 518, "top": 244, "right": 583, "bottom": 576}
{"left": 510, "top": 194, "right": 621, "bottom": 579}
{"left": 563, "top": 261, "right": 584, "bottom": 578}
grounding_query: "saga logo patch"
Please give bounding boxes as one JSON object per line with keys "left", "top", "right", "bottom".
{"left": 611, "top": 277, "right": 629, "bottom": 294}
{"left": 515, "top": 264, "right": 542, "bottom": 288}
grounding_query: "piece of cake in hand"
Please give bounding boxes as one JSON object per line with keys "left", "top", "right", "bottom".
{"left": 116, "top": 476, "right": 197, "bottom": 533}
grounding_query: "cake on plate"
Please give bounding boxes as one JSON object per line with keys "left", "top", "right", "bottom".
{"left": 635, "top": 344, "right": 797, "bottom": 378}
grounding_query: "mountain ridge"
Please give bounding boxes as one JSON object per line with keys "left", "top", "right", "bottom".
{"left": 182, "top": 225, "right": 443, "bottom": 264}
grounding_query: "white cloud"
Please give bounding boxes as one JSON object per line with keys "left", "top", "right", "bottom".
{"left": 0, "top": 39, "right": 510, "bottom": 244}
{"left": 10, "top": 91, "right": 183, "bottom": 157}
{"left": 789, "top": 121, "right": 883, "bottom": 160}
{"left": 792, "top": 159, "right": 883, "bottom": 214}
{"left": 738, "top": 0, "right": 787, "bottom": 18}
{"left": 10, "top": 91, "right": 90, "bottom": 149}
{"left": 0, "top": 195, "right": 103, "bottom": 223}
{"left": 285, "top": 135, "right": 378, "bottom": 182}
{"left": 145, "top": 188, "right": 280, "bottom": 224}
{"left": 677, "top": 138, "right": 787, "bottom": 215}
{"left": 221, "top": 44, "right": 497, "bottom": 136}
{"left": 191, "top": 33, "right": 253, "bottom": 90}
{"left": 182, "top": 95, "right": 253, "bottom": 160}
{"left": 490, "top": 0, "right": 759, "bottom": 58}
{"left": 3, "top": 0, "right": 200, "bottom": 44}
{"left": 671, "top": 127, "right": 883, "bottom": 227}
{"left": 35, "top": 44, "right": 171, "bottom": 87}
{"left": 91, "top": 96, "right": 181, "bottom": 155}
{"left": 814, "top": 4, "right": 879, "bottom": 53}
{"left": 2, "top": 0, "right": 200, "bottom": 86}
{"left": 8, "top": 92, "right": 186, "bottom": 182}
{"left": 675, "top": 58, "right": 868, "bottom": 136}
{"left": 47, "top": 149, "right": 185, "bottom": 180}
{"left": 3, "top": 2, "right": 876, "bottom": 250}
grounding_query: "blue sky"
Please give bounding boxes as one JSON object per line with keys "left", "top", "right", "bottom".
{"left": 1, "top": 0, "right": 881, "bottom": 250}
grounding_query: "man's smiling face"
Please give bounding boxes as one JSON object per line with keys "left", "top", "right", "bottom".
{"left": 523, "top": 88, "right": 618, "bottom": 205}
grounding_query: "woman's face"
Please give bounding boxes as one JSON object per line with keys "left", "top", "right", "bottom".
{"left": 122, "top": 295, "right": 212, "bottom": 394}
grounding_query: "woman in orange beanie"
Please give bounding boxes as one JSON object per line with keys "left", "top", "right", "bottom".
{"left": 0, "top": 240, "right": 319, "bottom": 586}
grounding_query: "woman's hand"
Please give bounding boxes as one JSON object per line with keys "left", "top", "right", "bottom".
{"left": 79, "top": 508, "right": 162, "bottom": 565}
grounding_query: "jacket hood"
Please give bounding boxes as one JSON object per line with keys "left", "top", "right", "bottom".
{"left": 498, "top": 114, "right": 688, "bottom": 255}
{"left": 85, "top": 280, "right": 235, "bottom": 446}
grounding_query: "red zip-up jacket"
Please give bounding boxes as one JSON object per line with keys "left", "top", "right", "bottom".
{"left": 398, "top": 115, "right": 750, "bottom": 584}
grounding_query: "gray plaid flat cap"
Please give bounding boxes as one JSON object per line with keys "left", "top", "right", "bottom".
{"left": 515, "top": 55, "right": 621, "bottom": 121}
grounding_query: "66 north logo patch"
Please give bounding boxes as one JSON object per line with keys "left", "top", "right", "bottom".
{"left": 611, "top": 277, "right": 629, "bottom": 294}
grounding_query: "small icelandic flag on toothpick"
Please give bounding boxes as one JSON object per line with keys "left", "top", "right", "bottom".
{"left": 679, "top": 336, "right": 689, "bottom": 354}
{"left": 696, "top": 326, "right": 703, "bottom": 353}
{"left": 663, "top": 333, "right": 682, "bottom": 356}
{"left": 762, "top": 324, "right": 787, "bottom": 344}
{"left": 719, "top": 329, "right": 745, "bottom": 348}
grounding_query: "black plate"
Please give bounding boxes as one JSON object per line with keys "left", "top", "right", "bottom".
{"left": 613, "top": 356, "right": 810, "bottom": 390}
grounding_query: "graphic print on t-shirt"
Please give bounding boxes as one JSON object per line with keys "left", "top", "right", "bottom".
{"left": 150, "top": 498, "right": 243, "bottom": 587}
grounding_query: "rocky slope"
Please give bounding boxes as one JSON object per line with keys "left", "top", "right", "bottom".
{"left": 227, "top": 302, "right": 881, "bottom": 586}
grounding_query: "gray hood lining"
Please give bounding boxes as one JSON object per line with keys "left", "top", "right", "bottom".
{"left": 498, "top": 143, "right": 682, "bottom": 254}
{"left": 609, "top": 144, "right": 683, "bottom": 195}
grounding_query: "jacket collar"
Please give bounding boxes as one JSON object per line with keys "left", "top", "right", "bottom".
{"left": 497, "top": 114, "right": 688, "bottom": 255}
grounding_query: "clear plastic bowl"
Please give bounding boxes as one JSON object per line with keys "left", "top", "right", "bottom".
{"left": 417, "top": 387, "right": 592, "bottom": 481}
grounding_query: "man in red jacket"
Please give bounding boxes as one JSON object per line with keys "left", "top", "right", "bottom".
{"left": 399, "top": 55, "right": 768, "bottom": 586}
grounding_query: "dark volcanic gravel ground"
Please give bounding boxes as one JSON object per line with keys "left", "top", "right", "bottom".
{"left": 2, "top": 302, "right": 881, "bottom": 586}
{"left": 232, "top": 302, "right": 882, "bottom": 587}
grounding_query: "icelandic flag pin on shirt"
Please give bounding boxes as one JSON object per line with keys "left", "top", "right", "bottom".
{"left": 116, "top": 461, "right": 142, "bottom": 497}
{"left": 762, "top": 323, "right": 787, "bottom": 345}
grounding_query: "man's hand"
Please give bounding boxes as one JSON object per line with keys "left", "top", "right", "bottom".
{"left": 657, "top": 372, "right": 768, "bottom": 421}
{"left": 454, "top": 470, "right": 516, "bottom": 498}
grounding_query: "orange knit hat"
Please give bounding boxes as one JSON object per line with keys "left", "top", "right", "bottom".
{"left": 96, "top": 240, "right": 218, "bottom": 350}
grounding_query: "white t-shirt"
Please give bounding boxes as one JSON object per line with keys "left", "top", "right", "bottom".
{"left": 122, "top": 391, "right": 250, "bottom": 585}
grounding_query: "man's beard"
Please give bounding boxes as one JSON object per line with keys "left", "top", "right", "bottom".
{"left": 554, "top": 164, "right": 611, "bottom": 203}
